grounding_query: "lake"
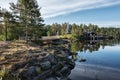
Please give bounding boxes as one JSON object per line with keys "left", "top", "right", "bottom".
{"left": 69, "top": 39, "right": 120, "bottom": 80}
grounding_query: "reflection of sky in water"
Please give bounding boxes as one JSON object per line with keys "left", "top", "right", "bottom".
{"left": 77, "top": 45, "right": 120, "bottom": 69}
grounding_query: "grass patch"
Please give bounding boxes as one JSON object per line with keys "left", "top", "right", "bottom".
{"left": 60, "top": 34, "right": 73, "bottom": 39}
{"left": 0, "top": 67, "right": 21, "bottom": 80}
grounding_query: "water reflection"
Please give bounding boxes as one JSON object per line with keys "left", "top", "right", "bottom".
{"left": 69, "top": 39, "right": 120, "bottom": 68}
{"left": 65, "top": 39, "right": 120, "bottom": 80}
{"left": 70, "top": 39, "right": 120, "bottom": 53}
{"left": 48, "top": 39, "right": 120, "bottom": 80}
{"left": 68, "top": 39, "right": 120, "bottom": 80}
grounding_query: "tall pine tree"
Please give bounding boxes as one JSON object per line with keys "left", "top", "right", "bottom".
{"left": 0, "top": 8, "right": 13, "bottom": 41}
{"left": 10, "top": 0, "right": 44, "bottom": 41}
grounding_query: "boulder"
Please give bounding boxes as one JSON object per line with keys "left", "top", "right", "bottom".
{"left": 65, "top": 59, "right": 75, "bottom": 70}
{"left": 40, "top": 61, "right": 51, "bottom": 70}
{"left": 35, "top": 67, "right": 42, "bottom": 74}
{"left": 49, "top": 55, "right": 58, "bottom": 65}
{"left": 60, "top": 67, "right": 71, "bottom": 77}
{"left": 21, "top": 66, "right": 36, "bottom": 80}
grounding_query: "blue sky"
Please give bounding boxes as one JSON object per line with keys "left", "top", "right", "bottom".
{"left": 0, "top": 0, "right": 120, "bottom": 27}
{"left": 44, "top": 4, "right": 120, "bottom": 27}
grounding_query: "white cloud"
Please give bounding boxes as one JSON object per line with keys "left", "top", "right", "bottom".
{"left": 0, "top": 0, "right": 17, "bottom": 10}
{"left": 73, "top": 21, "right": 120, "bottom": 27}
{"left": 0, "top": 0, "right": 120, "bottom": 18}
{"left": 37, "top": 0, "right": 120, "bottom": 18}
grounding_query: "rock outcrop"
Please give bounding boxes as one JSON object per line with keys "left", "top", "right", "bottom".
{"left": 8, "top": 46, "right": 75, "bottom": 80}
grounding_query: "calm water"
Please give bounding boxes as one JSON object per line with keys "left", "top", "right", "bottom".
{"left": 70, "top": 39, "right": 120, "bottom": 69}
{"left": 48, "top": 39, "right": 120, "bottom": 80}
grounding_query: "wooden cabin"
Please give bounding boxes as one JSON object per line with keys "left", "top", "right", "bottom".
{"left": 84, "top": 32, "right": 98, "bottom": 40}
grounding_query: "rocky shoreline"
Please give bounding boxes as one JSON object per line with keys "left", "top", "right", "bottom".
{"left": 0, "top": 41, "right": 75, "bottom": 80}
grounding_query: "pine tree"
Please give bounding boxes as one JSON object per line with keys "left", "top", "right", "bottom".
{"left": 10, "top": 0, "right": 44, "bottom": 41}
{"left": 0, "top": 8, "right": 13, "bottom": 41}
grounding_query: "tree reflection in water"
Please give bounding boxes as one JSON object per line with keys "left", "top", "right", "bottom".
{"left": 69, "top": 39, "right": 120, "bottom": 61}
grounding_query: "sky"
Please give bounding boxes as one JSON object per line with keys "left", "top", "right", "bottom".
{"left": 0, "top": 0, "right": 120, "bottom": 27}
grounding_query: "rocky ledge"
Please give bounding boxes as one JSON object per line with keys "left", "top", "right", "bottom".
{"left": 5, "top": 46, "right": 75, "bottom": 80}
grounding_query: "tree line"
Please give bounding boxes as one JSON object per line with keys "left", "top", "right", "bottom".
{"left": 0, "top": 0, "right": 120, "bottom": 41}
{"left": 0, "top": 0, "right": 45, "bottom": 41}
{"left": 45, "top": 23, "right": 120, "bottom": 39}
